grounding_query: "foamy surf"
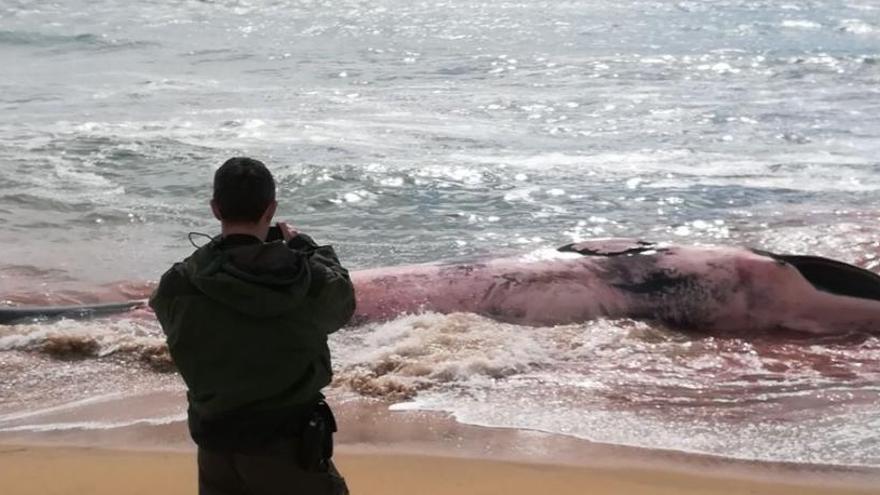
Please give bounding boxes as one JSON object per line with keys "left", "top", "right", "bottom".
{"left": 339, "top": 314, "right": 880, "bottom": 467}
{"left": 0, "top": 307, "right": 878, "bottom": 466}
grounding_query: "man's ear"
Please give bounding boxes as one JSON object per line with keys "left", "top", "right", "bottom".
{"left": 210, "top": 199, "right": 223, "bottom": 221}
{"left": 262, "top": 200, "right": 278, "bottom": 224}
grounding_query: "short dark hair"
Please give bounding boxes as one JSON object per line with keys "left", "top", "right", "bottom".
{"left": 213, "top": 157, "right": 276, "bottom": 223}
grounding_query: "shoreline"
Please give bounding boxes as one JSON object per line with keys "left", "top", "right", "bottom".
{"left": 1, "top": 442, "right": 878, "bottom": 495}
{"left": 1, "top": 397, "right": 878, "bottom": 493}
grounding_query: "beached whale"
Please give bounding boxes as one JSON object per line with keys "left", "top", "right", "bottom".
{"left": 351, "top": 239, "right": 880, "bottom": 335}
{"left": 3, "top": 239, "right": 880, "bottom": 335}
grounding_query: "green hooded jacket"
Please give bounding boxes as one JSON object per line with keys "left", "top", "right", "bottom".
{"left": 149, "top": 233, "right": 355, "bottom": 446}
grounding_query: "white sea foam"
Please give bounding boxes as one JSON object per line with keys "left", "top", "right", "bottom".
{"left": 781, "top": 20, "right": 822, "bottom": 29}
{"left": 0, "top": 414, "right": 185, "bottom": 433}
{"left": 0, "top": 318, "right": 164, "bottom": 357}
{"left": 514, "top": 247, "right": 581, "bottom": 262}
{"left": 425, "top": 393, "right": 880, "bottom": 468}
{"left": 331, "top": 312, "right": 564, "bottom": 399}
{"left": 838, "top": 19, "right": 878, "bottom": 34}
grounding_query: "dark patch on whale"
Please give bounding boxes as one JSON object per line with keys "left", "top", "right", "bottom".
{"left": 558, "top": 238, "right": 659, "bottom": 257}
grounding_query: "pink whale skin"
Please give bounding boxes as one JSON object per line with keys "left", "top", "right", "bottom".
{"left": 350, "top": 239, "right": 880, "bottom": 336}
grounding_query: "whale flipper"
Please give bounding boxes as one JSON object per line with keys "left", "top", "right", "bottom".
{"left": 0, "top": 300, "right": 147, "bottom": 325}
{"left": 754, "top": 251, "right": 880, "bottom": 301}
{"left": 558, "top": 238, "right": 658, "bottom": 257}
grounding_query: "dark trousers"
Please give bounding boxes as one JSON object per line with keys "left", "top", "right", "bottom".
{"left": 198, "top": 446, "right": 349, "bottom": 495}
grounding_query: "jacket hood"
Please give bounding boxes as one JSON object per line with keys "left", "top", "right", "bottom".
{"left": 183, "top": 237, "right": 311, "bottom": 318}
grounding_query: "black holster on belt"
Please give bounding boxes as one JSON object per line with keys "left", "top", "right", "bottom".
{"left": 297, "top": 400, "right": 337, "bottom": 472}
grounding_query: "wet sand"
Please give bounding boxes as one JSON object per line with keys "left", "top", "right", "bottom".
{"left": 0, "top": 401, "right": 880, "bottom": 495}
{"left": 1, "top": 443, "right": 878, "bottom": 495}
{"left": 1, "top": 396, "right": 878, "bottom": 494}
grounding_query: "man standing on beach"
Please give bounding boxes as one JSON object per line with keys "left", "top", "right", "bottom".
{"left": 150, "top": 157, "right": 355, "bottom": 495}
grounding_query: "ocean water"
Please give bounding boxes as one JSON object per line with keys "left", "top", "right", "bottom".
{"left": 2, "top": 0, "right": 880, "bottom": 467}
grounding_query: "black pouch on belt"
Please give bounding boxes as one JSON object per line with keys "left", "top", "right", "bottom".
{"left": 297, "top": 400, "right": 338, "bottom": 472}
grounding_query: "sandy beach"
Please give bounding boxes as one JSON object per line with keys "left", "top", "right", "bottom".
{"left": 1, "top": 396, "right": 878, "bottom": 495}
{"left": 0, "top": 443, "right": 877, "bottom": 495}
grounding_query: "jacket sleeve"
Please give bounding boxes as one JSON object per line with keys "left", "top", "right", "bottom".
{"left": 148, "top": 263, "right": 187, "bottom": 339}
{"left": 288, "top": 234, "right": 356, "bottom": 333}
